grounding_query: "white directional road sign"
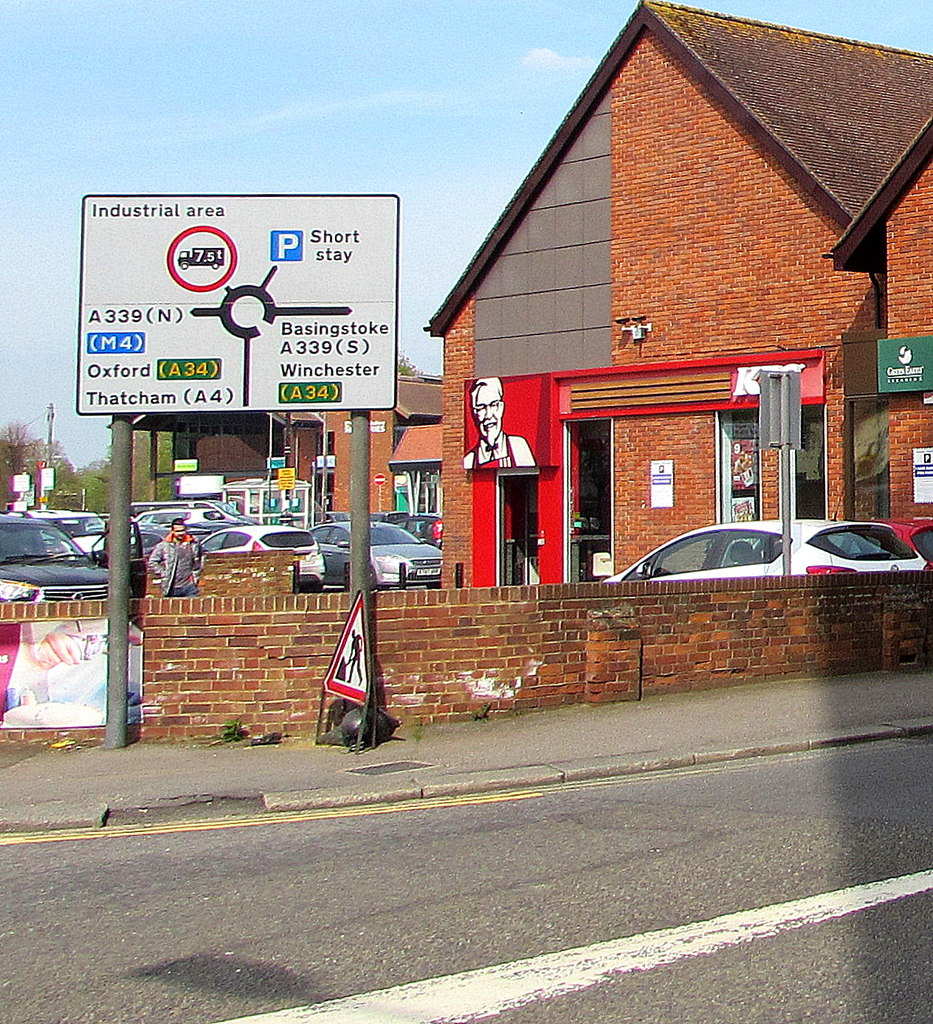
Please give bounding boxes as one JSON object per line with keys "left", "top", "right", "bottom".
{"left": 77, "top": 194, "right": 399, "bottom": 415}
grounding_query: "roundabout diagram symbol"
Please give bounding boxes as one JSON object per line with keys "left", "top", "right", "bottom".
{"left": 166, "top": 225, "right": 238, "bottom": 292}
{"left": 190, "top": 265, "right": 352, "bottom": 342}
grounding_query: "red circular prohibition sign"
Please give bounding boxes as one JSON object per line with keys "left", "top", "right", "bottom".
{"left": 166, "top": 225, "right": 238, "bottom": 292}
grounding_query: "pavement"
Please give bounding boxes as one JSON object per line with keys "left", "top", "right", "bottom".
{"left": 4, "top": 669, "right": 933, "bottom": 832}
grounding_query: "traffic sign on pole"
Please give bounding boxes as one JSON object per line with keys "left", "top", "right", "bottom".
{"left": 77, "top": 195, "right": 399, "bottom": 415}
{"left": 323, "top": 591, "right": 370, "bottom": 704}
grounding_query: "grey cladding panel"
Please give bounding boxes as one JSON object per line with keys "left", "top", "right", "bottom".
{"left": 476, "top": 282, "right": 609, "bottom": 339}
{"left": 563, "top": 108, "right": 611, "bottom": 162}
{"left": 475, "top": 327, "right": 611, "bottom": 376}
{"left": 541, "top": 160, "right": 587, "bottom": 207}
{"left": 473, "top": 94, "right": 612, "bottom": 374}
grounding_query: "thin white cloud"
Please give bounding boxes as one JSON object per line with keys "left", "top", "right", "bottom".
{"left": 520, "top": 47, "right": 595, "bottom": 73}
{"left": 71, "top": 89, "right": 456, "bottom": 147}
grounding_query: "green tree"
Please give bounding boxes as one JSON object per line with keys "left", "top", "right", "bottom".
{"left": 398, "top": 352, "right": 422, "bottom": 376}
{"left": 0, "top": 422, "right": 44, "bottom": 507}
{"left": 70, "top": 459, "right": 110, "bottom": 513}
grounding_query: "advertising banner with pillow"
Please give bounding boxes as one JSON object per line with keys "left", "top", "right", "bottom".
{"left": 0, "top": 619, "right": 143, "bottom": 728}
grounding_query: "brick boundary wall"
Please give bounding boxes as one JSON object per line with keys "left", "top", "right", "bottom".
{"left": 1, "top": 573, "right": 931, "bottom": 745}
{"left": 142, "top": 550, "right": 298, "bottom": 599}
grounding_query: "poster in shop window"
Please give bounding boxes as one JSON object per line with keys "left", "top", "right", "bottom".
{"left": 731, "top": 440, "right": 756, "bottom": 490}
{"left": 0, "top": 619, "right": 143, "bottom": 729}
{"left": 730, "top": 440, "right": 758, "bottom": 521}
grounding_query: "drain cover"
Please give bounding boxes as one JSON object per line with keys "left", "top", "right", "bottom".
{"left": 345, "top": 760, "right": 433, "bottom": 775}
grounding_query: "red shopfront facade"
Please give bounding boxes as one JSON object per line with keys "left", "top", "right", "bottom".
{"left": 463, "top": 350, "right": 826, "bottom": 587}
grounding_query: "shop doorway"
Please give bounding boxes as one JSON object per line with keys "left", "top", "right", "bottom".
{"left": 499, "top": 474, "right": 539, "bottom": 585}
{"left": 568, "top": 419, "right": 612, "bottom": 581}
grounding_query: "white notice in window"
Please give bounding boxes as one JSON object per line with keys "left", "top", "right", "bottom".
{"left": 913, "top": 448, "right": 933, "bottom": 503}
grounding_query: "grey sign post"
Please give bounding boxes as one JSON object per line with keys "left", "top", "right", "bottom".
{"left": 758, "top": 369, "right": 802, "bottom": 575}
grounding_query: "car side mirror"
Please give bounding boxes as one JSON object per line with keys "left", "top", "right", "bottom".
{"left": 89, "top": 522, "right": 143, "bottom": 566}
{"left": 88, "top": 535, "right": 108, "bottom": 567}
{"left": 634, "top": 560, "right": 655, "bottom": 579}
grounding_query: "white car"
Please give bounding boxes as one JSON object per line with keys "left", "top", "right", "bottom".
{"left": 134, "top": 508, "right": 255, "bottom": 532}
{"left": 604, "top": 520, "right": 929, "bottom": 583}
{"left": 199, "top": 525, "right": 325, "bottom": 592}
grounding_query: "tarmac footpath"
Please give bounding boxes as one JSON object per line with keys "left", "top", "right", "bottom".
{"left": 2, "top": 670, "right": 933, "bottom": 833}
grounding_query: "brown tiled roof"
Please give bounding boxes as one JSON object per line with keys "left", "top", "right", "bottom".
{"left": 396, "top": 376, "right": 442, "bottom": 420}
{"left": 650, "top": 2, "right": 933, "bottom": 216}
{"left": 429, "top": 2, "right": 933, "bottom": 336}
{"left": 390, "top": 423, "right": 442, "bottom": 466}
{"left": 833, "top": 113, "right": 933, "bottom": 271}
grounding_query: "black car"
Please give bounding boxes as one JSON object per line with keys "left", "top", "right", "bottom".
{"left": 0, "top": 516, "right": 109, "bottom": 602}
{"left": 381, "top": 512, "right": 443, "bottom": 547}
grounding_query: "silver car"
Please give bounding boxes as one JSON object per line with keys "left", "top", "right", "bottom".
{"left": 311, "top": 522, "right": 443, "bottom": 589}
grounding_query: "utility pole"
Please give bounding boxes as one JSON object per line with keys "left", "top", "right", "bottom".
{"left": 37, "top": 403, "right": 55, "bottom": 507}
{"left": 46, "top": 403, "right": 54, "bottom": 465}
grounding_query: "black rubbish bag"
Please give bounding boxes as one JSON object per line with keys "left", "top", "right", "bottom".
{"left": 318, "top": 699, "right": 399, "bottom": 749}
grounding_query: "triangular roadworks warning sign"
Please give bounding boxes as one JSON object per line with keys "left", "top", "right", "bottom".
{"left": 323, "top": 591, "right": 369, "bottom": 703}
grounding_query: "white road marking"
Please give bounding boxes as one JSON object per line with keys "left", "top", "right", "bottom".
{"left": 215, "top": 868, "right": 933, "bottom": 1024}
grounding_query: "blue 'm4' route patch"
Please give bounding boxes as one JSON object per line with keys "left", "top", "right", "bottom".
{"left": 86, "top": 332, "right": 146, "bottom": 354}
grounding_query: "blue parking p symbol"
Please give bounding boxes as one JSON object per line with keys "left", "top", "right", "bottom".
{"left": 271, "top": 231, "right": 303, "bottom": 262}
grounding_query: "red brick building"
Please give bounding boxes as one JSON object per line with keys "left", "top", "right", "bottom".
{"left": 429, "top": 2, "right": 933, "bottom": 587}
{"left": 834, "top": 117, "right": 933, "bottom": 520}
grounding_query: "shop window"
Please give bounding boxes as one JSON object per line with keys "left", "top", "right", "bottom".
{"left": 719, "top": 411, "right": 760, "bottom": 521}
{"left": 719, "top": 407, "right": 826, "bottom": 522}
{"left": 567, "top": 419, "right": 612, "bottom": 581}
{"left": 794, "top": 407, "right": 826, "bottom": 519}
{"left": 849, "top": 399, "right": 889, "bottom": 519}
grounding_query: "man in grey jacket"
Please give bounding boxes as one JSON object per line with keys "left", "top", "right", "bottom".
{"left": 147, "top": 519, "right": 203, "bottom": 597}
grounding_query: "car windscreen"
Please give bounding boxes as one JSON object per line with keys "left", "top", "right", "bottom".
{"left": 808, "top": 526, "right": 916, "bottom": 560}
{"left": 370, "top": 524, "right": 420, "bottom": 546}
{"left": 0, "top": 523, "right": 83, "bottom": 559}
{"left": 139, "top": 513, "right": 178, "bottom": 526}
{"left": 908, "top": 528, "right": 933, "bottom": 561}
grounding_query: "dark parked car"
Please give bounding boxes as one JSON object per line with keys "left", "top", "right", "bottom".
{"left": 311, "top": 522, "right": 443, "bottom": 589}
{"left": 388, "top": 513, "right": 443, "bottom": 548}
{"left": 0, "top": 515, "right": 109, "bottom": 601}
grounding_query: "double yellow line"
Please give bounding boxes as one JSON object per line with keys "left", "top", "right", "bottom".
{"left": 0, "top": 789, "right": 542, "bottom": 847}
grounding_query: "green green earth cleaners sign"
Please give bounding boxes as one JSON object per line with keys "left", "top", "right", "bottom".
{"left": 878, "top": 336, "right": 933, "bottom": 393}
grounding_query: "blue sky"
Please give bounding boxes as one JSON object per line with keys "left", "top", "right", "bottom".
{"left": 5, "top": 0, "right": 933, "bottom": 466}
